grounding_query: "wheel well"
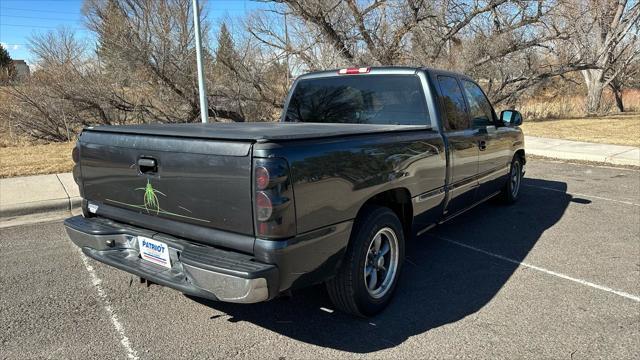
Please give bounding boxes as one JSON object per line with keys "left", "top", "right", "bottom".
{"left": 515, "top": 149, "right": 525, "bottom": 164}
{"left": 359, "top": 188, "right": 413, "bottom": 238}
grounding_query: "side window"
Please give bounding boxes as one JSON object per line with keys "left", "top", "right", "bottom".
{"left": 462, "top": 80, "right": 495, "bottom": 127}
{"left": 437, "top": 76, "right": 469, "bottom": 131}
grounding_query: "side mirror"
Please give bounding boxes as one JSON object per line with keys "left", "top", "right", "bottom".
{"left": 500, "top": 110, "right": 523, "bottom": 126}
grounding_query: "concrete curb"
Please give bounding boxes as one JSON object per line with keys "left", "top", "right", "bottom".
{"left": 525, "top": 148, "right": 640, "bottom": 166}
{"left": 525, "top": 136, "right": 640, "bottom": 167}
{"left": 0, "top": 174, "right": 81, "bottom": 227}
{"left": 1, "top": 199, "right": 71, "bottom": 218}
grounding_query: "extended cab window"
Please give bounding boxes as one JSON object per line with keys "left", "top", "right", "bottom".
{"left": 285, "top": 75, "right": 429, "bottom": 125}
{"left": 437, "top": 76, "right": 469, "bottom": 131}
{"left": 462, "top": 80, "right": 496, "bottom": 127}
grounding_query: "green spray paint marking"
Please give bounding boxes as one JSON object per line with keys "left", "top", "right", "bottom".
{"left": 104, "top": 179, "right": 210, "bottom": 223}
{"left": 136, "top": 180, "right": 166, "bottom": 215}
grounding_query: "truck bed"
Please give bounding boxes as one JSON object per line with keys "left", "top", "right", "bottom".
{"left": 86, "top": 122, "right": 429, "bottom": 142}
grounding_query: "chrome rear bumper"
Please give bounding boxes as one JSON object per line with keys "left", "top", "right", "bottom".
{"left": 65, "top": 216, "right": 278, "bottom": 303}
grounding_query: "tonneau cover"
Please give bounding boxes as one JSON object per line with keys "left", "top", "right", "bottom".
{"left": 85, "top": 122, "right": 429, "bottom": 141}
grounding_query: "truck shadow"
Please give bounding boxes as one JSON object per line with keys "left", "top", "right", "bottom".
{"left": 191, "top": 177, "right": 579, "bottom": 353}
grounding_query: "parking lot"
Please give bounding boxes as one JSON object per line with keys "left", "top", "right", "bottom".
{"left": 1, "top": 158, "right": 638, "bottom": 359}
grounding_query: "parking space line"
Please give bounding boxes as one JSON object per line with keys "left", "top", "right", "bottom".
{"left": 77, "top": 249, "right": 139, "bottom": 360}
{"left": 433, "top": 235, "right": 640, "bottom": 303}
{"left": 523, "top": 184, "right": 640, "bottom": 207}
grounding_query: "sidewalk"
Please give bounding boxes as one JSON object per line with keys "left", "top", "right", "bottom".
{"left": 1, "top": 136, "right": 638, "bottom": 226}
{"left": 0, "top": 173, "right": 81, "bottom": 227}
{"left": 525, "top": 136, "right": 640, "bottom": 166}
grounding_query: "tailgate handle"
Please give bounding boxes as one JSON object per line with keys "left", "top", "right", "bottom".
{"left": 138, "top": 158, "right": 157, "bottom": 173}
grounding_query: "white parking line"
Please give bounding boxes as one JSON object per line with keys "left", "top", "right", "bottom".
{"left": 434, "top": 235, "right": 640, "bottom": 303}
{"left": 78, "top": 249, "right": 139, "bottom": 360}
{"left": 523, "top": 184, "right": 640, "bottom": 207}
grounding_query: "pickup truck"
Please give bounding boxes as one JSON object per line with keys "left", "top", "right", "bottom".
{"left": 65, "top": 66, "right": 525, "bottom": 316}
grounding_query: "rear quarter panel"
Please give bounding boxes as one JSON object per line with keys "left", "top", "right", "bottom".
{"left": 255, "top": 130, "right": 446, "bottom": 234}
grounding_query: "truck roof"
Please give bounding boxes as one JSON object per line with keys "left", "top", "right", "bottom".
{"left": 297, "top": 66, "right": 473, "bottom": 82}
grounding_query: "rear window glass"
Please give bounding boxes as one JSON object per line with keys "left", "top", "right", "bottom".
{"left": 284, "top": 75, "right": 429, "bottom": 125}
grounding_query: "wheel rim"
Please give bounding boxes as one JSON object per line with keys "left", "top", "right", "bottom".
{"left": 511, "top": 161, "right": 521, "bottom": 197}
{"left": 364, "top": 227, "right": 399, "bottom": 299}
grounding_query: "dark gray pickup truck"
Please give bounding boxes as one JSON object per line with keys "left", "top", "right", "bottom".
{"left": 65, "top": 66, "right": 525, "bottom": 316}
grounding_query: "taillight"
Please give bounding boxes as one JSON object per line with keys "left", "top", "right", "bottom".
{"left": 255, "top": 166, "right": 270, "bottom": 190}
{"left": 338, "top": 67, "right": 370, "bottom": 75}
{"left": 255, "top": 191, "right": 273, "bottom": 221}
{"left": 253, "top": 158, "right": 296, "bottom": 238}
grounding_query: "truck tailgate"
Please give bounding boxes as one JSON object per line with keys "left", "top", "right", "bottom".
{"left": 79, "top": 131, "right": 254, "bottom": 236}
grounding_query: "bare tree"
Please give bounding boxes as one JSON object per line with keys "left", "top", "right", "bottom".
{"left": 246, "top": 6, "right": 349, "bottom": 71}
{"left": 0, "top": 26, "right": 162, "bottom": 141}
{"left": 415, "top": 0, "right": 583, "bottom": 103}
{"left": 608, "top": 34, "right": 640, "bottom": 112}
{"left": 563, "top": 0, "right": 640, "bottom": 113}
{"left": 253, "top": 0, "right": 594, "bottom": 105}
{"left": 210, "top": 21, "right": 290, "bottom": 121}
{"left": 257, "top": 0, "right": 437, "bottom": 65}
{"left": 84, "top": 0, "right": 209, "bottom": 122}
{"left": 1, "top": 28, "right": 112, "bottom": 141}
{"left": 84, "top": 0, "right": 285, "bottom": 122}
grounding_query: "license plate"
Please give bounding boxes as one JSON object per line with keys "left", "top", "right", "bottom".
{"left": 137, "top": 236, "right": 171, "bottom": 269}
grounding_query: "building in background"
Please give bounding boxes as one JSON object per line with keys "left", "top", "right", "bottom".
{"left": 12, "top": 60, "right": 30, "bottom": 79}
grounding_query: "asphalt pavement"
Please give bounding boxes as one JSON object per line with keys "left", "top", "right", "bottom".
{"left": 1, "top": 158, "right": 638, "bottom": 359}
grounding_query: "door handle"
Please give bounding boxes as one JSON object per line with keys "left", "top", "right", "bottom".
{"left": 478, "top": 140, "right": 487, "bottom": 151}
{"left": 138, "top": 157, "right": 157, "bottom": 173}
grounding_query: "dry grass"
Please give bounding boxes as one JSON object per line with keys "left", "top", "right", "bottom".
{"left": 517, "top": 89, "right": 640, "bottom": 120}
{"left": 0, "top": 142, "right": 75, "bottom": 178}
{"left": 521, "top": 112, "right": 640, "bottom": 147}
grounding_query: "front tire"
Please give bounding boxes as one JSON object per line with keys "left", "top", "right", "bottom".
{"left": 500, "top": 155, "right": 523, "bottom": 204}
{"left": 326, "top": 206, "right": 405, "bottom": 317}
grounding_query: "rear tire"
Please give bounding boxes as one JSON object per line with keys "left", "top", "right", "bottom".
{"left": 500, "top": 155, "right": 523, "bottom": 204}
{"left": 326, "top": 205, "right": 405, "bottom": 317}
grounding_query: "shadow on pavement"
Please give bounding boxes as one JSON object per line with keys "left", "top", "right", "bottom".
{"left": 191, "top": 177, "right": 577, "bottom": 353}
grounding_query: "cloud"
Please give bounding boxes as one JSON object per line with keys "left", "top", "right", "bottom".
{"left": 0, "top": 42, "right": 21, "bottom": 51}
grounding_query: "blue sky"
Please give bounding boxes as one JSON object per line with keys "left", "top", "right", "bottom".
{"left": 0, "top": 0, "right": 266, "bottom": 65}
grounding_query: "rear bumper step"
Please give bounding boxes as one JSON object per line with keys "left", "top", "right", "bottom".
{"left": 65, "top": 216, "right": 278, "bottom": 303}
